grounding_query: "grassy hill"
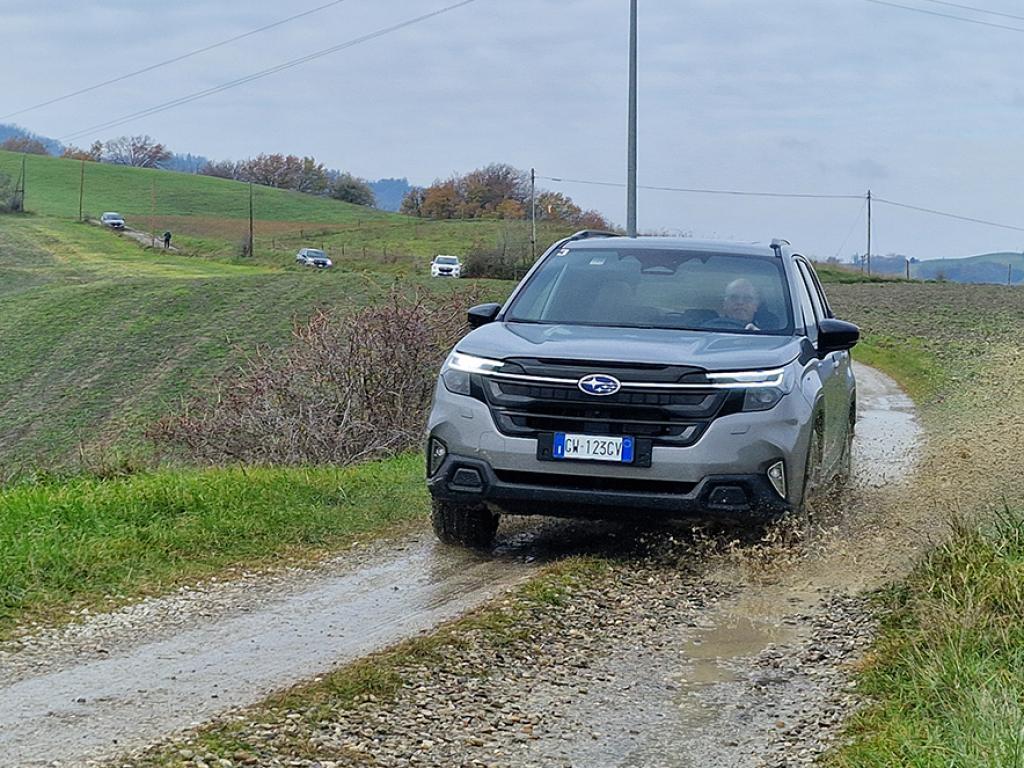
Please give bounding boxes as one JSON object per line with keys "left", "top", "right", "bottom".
{"left": 0, "top": 214, "right": 515, "bottom": 470}
{"left": 0, "top": 150, "right": 576, "bottom": 269}
{"left": 863, "top": 250, "right": 1024, "bottom": 284}
{"left": 912, "top": 251, "right": 1024, "bottom": 284}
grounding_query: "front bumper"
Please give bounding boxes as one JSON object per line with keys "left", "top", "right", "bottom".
{"left": 428, "top": 452, "right": 790, "bottom": 520}
{"left": 426, "top": 375, "right": 814, "bottom": 520}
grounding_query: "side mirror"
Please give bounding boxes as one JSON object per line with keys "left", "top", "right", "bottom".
{"left": 818, "top": 318, "right": 860, "bottom": 356}
{"left": 467, "top": 302, "right": 502, "bottom": 328}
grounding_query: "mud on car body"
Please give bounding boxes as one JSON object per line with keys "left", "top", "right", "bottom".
{"left": 426, "top": 232, "right": 859, "bottom": 548}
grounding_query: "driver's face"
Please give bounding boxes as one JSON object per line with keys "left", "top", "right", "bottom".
{"left": 723, "top": 287, "right": 759, "bottom": 323}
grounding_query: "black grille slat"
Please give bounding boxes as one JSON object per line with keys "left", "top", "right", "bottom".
{"left": 482, "top": 365, "right": 732, "bottom": 447}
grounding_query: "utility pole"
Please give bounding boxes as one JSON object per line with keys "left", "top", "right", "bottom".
{"left": 150, "top": 179, "right": 156, "bottom": 247}
{"left": 530, "top": 168, "right": 537, "bottom": 261}
{"left": 248, "top": 182, "right": 255, "bottom": 258}
{"left": 864, "top": 189, "right": 872, "bottom": 276}
{"left": 78, "top": 159, "right": 85, "bottom": 221}
{"left": 906, "top": 257, "right": 910, "bottom": 280}
{"left": 626, "top": 0, "right": 638, "bottom": 238}
{"left": 1009, "top": 262, "right": 1013, "bottom": 286}
{"left": 13, "top": 154, "right": 26, "bottom": 212}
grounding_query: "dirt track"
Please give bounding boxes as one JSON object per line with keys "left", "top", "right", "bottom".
{"left": 0, "top": 364, "right": 919, "bottom": 767}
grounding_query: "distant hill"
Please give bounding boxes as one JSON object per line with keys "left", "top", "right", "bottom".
{"left": 0, "top": 123, "right": 62, "bottom": 155}
{"left": 863, "top": 252, "right": 1024, "bottom": 284}
{"left": 369, "top": 177, "right": 412, "bottom": 211}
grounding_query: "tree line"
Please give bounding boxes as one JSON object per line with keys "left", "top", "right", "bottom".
{"left": 399, "top": 164, "right": 610, "bottom": 229}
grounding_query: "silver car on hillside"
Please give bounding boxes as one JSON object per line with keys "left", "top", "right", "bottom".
{"left": 425, "top": 231, "right": 860, "bottom": 547}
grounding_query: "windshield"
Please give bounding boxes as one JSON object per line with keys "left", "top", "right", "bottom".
{"left": 506, "top": 247, "right": 793, "bottom": 335}
{"left": 435, "top": 256, "right": 458, "bottom": 265}
{"left": 306, "top": 250, "right": 325, "bottom": 258}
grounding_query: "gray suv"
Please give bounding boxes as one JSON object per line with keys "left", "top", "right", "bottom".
{"left": 426, "top": 232, "right": 859, "bottom": 547}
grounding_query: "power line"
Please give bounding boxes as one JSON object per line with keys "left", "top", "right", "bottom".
{"left": 541, "top": 173, "right": 1024, "bottom": 233}
{"left": 1, "top": 0, "right": 352, "bottom": 122}
{"left": 861, "top": 0, "right": 1024, "bottom": 33}
{"left": 917, "top": 0, "right": 1024, "bottom": 23}
{"left": 59, "top": 0, "right": 481, "bottom": 144}
{"left": 537, "top": 175, "right": 863, "bottom": 200}
{"left": 873, "top": 196, "right": 1024, "bottom": 232}
{"left": 834, "top": 198, "right": 869, "bottom": 259}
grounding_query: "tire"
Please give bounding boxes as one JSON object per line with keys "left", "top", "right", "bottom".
{"left": 834, "top": 404, "right": 856, "bottom": 487}
{"left": 795, "top": 414, "right": 825, "bottom": 523}
{"left": 431, "top": 499, "right": 499, "bottom": 549}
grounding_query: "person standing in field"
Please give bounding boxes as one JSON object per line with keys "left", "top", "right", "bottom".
{"left": 162, "top": 231, "right": 172, "bottom": 249}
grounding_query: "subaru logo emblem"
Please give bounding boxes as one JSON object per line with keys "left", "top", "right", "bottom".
{"left": 578, "top": 374, "right": 621, "bottom": 396}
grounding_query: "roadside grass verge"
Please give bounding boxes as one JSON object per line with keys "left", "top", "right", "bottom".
{"left": 830, "top": 510, "right": 1024, "bottom": 767}
{"left": 0, "top": 454, "right": 426, "bottom": 639}
{"left": 131, "top": 557, "right": 610, "bottom": 766}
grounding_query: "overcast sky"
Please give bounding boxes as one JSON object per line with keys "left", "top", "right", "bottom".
{"left": 4, "top": 0, "right": 1024, "bottom": 260}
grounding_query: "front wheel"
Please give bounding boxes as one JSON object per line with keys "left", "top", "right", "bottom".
{"left": 794, "top": 416, "right": 825, "bottom": 524}
{"left": 431, "top": 499, "right": 499, "bottom": 549}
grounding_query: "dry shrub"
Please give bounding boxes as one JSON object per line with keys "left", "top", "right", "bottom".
{"left": 148, "top": 287, "right": 482, "bottom": 466}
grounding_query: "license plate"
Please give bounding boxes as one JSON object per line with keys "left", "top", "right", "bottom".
{"left": 553, "top": 433, "right": 634, "bottom": 463}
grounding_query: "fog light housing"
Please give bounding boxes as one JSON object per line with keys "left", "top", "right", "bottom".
{"left": 767, "top": 460, "right": 786, "bottom": 499}
{"left": 427, "top": 437, "right": 447, "bottom": 477}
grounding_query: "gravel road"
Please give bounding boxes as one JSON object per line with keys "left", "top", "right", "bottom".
{"left": 0, "top": 364, "right": 919, "bottom": 767}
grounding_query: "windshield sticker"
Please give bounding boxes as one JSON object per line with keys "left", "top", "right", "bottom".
{"left": 556, "top": 248, "right": 570, "bottom": 256}
{"left": 589, "top": 257, "right": 607, "bottom": 266}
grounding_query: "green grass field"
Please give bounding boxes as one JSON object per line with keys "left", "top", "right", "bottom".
{"left": 0, "top": 215, "right": 406, "bottom": 468}
{"left": 0, "top": 454, "right": 426, "bottom": 639}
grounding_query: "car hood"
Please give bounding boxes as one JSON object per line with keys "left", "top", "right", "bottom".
{"left": 457, "top": 322, "right": 803, "bottom": 372}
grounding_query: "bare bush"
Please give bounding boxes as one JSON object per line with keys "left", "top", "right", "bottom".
{"left": 148, "top": 287, "right": 482, "bottom": 466}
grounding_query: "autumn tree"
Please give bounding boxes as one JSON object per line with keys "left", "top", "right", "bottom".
{"left": 296, "top": 157, "right": 329, "bottom": 195}
{"left": 329, "top": 173, "right": 375, "bottom": 206}
{"left": 420, "top": 179, "right": 461, "bottom": 219}
{"left": 103, "top": 135, "right": 172, "bottom": 167}
{"left": 1, "top": 136, "right": 49, "bottom": 155}
{"left": 400, "top": 186, "right": 426, "bottom": 216}
{"left": 404, "top": 163, "right": 609, "bottom": 228}
{"left": 200, "top": 159, "right": 243, "bottom": 180}
{"left": 61, "top": 141, "right": 103, "bottom": 161}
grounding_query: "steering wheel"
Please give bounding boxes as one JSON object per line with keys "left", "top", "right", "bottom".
{"left": 701, "top": 316, "right": 747, "bottom": 330}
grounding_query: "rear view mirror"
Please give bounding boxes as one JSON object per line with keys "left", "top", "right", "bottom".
{"left": 467, "top": 303, "right": 502, "bottom": 328}
{"left": 818, "top": 318, "right": 860, "bottom": 356}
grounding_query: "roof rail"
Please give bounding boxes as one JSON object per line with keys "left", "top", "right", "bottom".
{"left": 568, "top": 229, "right": 621, "bottom": 242}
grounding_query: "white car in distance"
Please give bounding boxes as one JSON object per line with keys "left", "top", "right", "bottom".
{"left": 295, "top": 248, "right": 333, "bottom": 268}
{"left": 431, "top": 255, "right": 462, "bottom": 278}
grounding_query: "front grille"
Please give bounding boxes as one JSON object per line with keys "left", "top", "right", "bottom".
{"left": 481, "top": 362, "right": 739, "bottom": 447}
{"left": 494, "top": 469, "right": 697, "bottom": 495}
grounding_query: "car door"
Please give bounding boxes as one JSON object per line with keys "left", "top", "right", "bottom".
{"left": 796, "top": 259, "right": 845, "bottom": 471}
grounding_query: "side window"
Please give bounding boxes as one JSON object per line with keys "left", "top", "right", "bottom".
{"left": 803, "top": 261, "right": 834, "bottom": 318}
{"left": 792, "top": 265, "right": 819, "bottom": 343}
{"left": 797, "top": 261, "right": 826, "bottom": 329}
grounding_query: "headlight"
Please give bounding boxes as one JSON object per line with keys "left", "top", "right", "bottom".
{"left": 743, "top": 387, "right": 786, "bottom": 411}
{"left": 441, "top": 352, "right": 504, "bottom": 396}
{"left": 723, "top": 367, "right": 795, "bottom": 412}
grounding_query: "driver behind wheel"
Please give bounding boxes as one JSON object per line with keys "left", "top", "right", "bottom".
{"left": 722, "top": 278, "right": 761, "bottom": 330}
